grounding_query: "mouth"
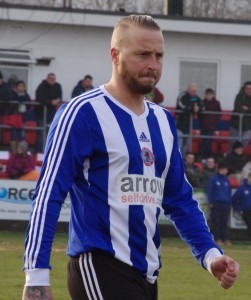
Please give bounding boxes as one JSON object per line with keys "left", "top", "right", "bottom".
{"left": 140, "top": 74, "right": 156, "bottom": 80}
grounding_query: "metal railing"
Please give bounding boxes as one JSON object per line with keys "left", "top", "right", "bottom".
{"left": 0, "top": 100, "right": 51, "bottom": 151}
{"left": 165, "top": 108, "right": 251, "bottom": 153}
{"left": 0, "top": 101, "right": 251, "bottom": 153}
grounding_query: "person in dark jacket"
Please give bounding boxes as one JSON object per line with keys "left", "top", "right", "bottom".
{"left": 175, "top": 83, "right": 203, "bottom": 156}
{"left": 201, "top": 156, "right": 217, "bottom": 188}
{"left": 9, "top": 80, "right": 32, "bottom": 143}
{"left": 0, "top": 71, "right": 11, "bottom": 147}
{"left": 207, "top": 162, "right": 232, "bottom": 245}
{"left": 35, "top": 73, "right": 62, "bottom": 124}
{"left": 225, "top": 141, "right": 250, "bottom": 188}
{"left": 71, "top": 74, "right": 94, "bottom": 98}
{"left": 225, "top": 141, "right": 249, "bottom": 179}
{"left": 184, "top": 152, "right": 204, "bottom": 188}
{"left": 10, "top": 80, "right": 31, "bottom": 113}
{"left": 0, "top": 71, "right": 11, "bottom": 116}
{"left": 232, "top": 173, "right": 251, "bottom": 240}
{"left": 34, "top": 73, "right": 62, "bottom": 152}
{"left": 230, "top": 81, "right": 251, "bottom": 146}
{"left": 200, "top": 88, "right": 222, "bottom": 158}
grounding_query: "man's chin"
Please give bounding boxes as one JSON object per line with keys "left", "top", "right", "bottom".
{"left": 141, "top": 84, "right": 156, "bottom": 94}
{"left": 132, "top": 86, "right": 153, "bottom": 95}
{"left": 126, "top": 78, "right": 156, "bottom": 94}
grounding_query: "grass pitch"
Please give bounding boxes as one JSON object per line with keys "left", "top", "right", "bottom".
{"left": 0, "top": 231, "right": 250, "bottom": 300}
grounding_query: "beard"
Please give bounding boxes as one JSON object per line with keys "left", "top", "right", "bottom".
{"left": 120, "top": 61, "right": 159, "bottom": 95}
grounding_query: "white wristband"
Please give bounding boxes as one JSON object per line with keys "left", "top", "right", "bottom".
{"left": 203, "top": 248, "right": 223, "bottom": 274}
{"left": 25, "top": 269, "right": 50, "bottom": 286}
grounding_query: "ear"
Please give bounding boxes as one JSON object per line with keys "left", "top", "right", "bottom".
{"left": 111, "top": 47, "right": 119, "bottom": 65}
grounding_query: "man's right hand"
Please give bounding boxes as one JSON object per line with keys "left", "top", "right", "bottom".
{"left": 22, "top": 286, "right": 53, "bottom": 300}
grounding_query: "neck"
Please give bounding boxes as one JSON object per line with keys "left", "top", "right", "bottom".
{"left": 105, "top": 80, "right": 145, "bottom": 116}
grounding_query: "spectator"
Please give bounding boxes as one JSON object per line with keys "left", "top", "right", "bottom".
{"left": 175, "top": 83, "right": 203, "bottom": 157}
{"left": 145, "top": 86, "right": 164, "bottom": 104}
{"left": 11, "top": 80, "right": 31, "bottom": 112}
{"left": 201, "top": 156, "right": 217, "bottom": 188}
{"left": 241, "top": 160, "right": 251, "bottom": 181}
{"left": 6, "top": 140, "right": 39, "bottom": 181}
{"left": 8, "top": 80, "right": 32, "bottom": 151}
{"left": 71, "top": 74, "right": 94, "bottom": 98}
{"left": 7, "top": 73, "right": 18, "bottom": 90}
{"left": 35, "top": 73, "right": 62, "bottom": 124}
{"left": 184, "top": 152, "right": 204, "bottom": 188}
{"left": 232, "top": 172, "right": 251, "bottom": 241}
{"left": 200, "top": 88, "right": 222, "bottom": 158}
{"left": 225, "top": 141, "right": 249, "bottom": 186}
{"left": 0, "top": 71, "right": 11, "bottom": 146}
{"left": 207, "top": 162, "right": 232, "bottom": 245}
{"left": 230, "top": 81, "right": 251, "bottom": 146}
{"left": 34, "top": 73, "right": 62, "bottom": 152}
{"left": 0, "top": 70, "right": 11, "bottom": 116}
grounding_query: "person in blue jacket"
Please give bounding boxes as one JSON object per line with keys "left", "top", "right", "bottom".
{"left": 232, "top": 172, "right": 251, "bottom": 240}
{"left": 207, "top": 162, "right": 232, "bottom": 245}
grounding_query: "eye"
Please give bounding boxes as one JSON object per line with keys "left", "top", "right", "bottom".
{"left": 156, "top": 53, "right": 164, "bottom": 59}
{"left": 138, "top": 52, "right": 149, "bottom": 57}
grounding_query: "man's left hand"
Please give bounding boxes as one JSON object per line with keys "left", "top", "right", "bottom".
{"left": 211, "top": 255, "right": 240, "bottom": 289}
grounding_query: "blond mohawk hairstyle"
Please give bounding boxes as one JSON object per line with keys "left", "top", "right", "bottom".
{"left": 111, "top": 15, "right": 161, "bottom": 48}
{"left": 115, "top": 15, "right": 161, "bottom": 30}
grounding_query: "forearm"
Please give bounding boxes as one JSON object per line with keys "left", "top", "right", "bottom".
{"left": 22, "top": 286, "right": 52, "bottom": 300}
{"left": 23, "top": 269, "right": 51, "bottom": 300}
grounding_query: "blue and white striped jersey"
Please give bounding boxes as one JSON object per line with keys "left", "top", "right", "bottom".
{"left": 24, "top": 86, "right": 220, "bottom": 284}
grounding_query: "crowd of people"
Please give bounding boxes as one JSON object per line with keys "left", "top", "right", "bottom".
{"left": 184, "top": 140, "right": 251, "bottom": 188}
{"left": 0, "top": 66, "right": 251, "bottom": 244}
{"left": 0, "top": 70, "right": 165, "bottom": 152}
{"left": 1, "top": 69, "right": 250, "bottom": 155}
{"left": 0, "top": 71, "right": 95, "bottom": 153}
{"left": 0, "top": 71, "right": 251, "bottom": 171}
{"left": 173, "top": 80, "right": 251, "bottom": 244}
{"left": 0, "top": 71, "right": 95, "bottom": 179}
{"left": 183, "top": 142, "right": 251, "bottom": 243}
{"left": 176, "top": 81, "right": 251, "bottom": 158}
{"left": 0, "top": 71, "right": 251, "bottom": 172}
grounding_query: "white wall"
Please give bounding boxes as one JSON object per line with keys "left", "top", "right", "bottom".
{"left": 1, "top": 19, "right": 251, "bottom": 109}
{"left": 1, "top": 20, "right": 112, "bottom": 101}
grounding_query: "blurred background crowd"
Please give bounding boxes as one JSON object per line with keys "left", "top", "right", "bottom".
{"left": 1, "top": 69, "right": 251, "bottom": 243}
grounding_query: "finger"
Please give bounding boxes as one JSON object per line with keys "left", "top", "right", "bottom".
{"left": 226, "top": 262, "right": 240, "bottom": 278}
{"left": 220, "top": 272, "right": 238, "bottom": 289}
{"left": 227, "top": 261, "right": 236, "bottom": 272}
{"left": 225, "top": 269, "right": 239, "bottom": 279}
{"left": 221, "top": 278, "right": 235, "bottom": 289}
{"left": 221, "top": 277, "right": 235, "bottom": 289}
{"left": 222, "top": 273, "right": 236, "bottom": 284}
{"left": 221, "top": 281, "right": 232, "bottom": 289}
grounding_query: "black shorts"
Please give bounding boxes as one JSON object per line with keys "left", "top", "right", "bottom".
{"left": 67, "top": 250, "right": 158, "bottom": 300}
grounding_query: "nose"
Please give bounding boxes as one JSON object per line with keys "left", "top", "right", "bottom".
{"left": 147, "top": 54, "right": 158, "bottom": 71}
